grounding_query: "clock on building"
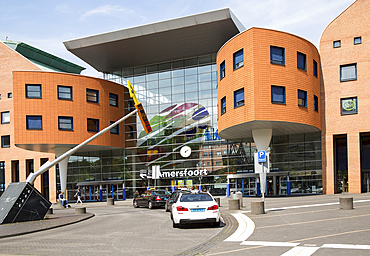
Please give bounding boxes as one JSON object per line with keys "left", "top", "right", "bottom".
{"left": 180, "top": 146, "right": 192, "bottom": 158}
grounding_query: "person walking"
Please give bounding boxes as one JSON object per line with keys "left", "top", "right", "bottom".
{"left": 75, "top": 188, "right": 83, "bottom": 205}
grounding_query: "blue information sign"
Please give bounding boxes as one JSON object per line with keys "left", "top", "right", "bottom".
{"left": 258, "top": 150, "right": 266, "bottom": 163}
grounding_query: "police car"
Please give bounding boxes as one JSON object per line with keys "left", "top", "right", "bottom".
{"left": 170, "top": 192, "right": 220, "bottom": 228}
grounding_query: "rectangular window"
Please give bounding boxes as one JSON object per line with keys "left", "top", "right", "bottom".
{"left": 340, "top": 63, "right": 357, "bottom": 82}
{"left": 1, "top": 135, "right": 10, "bottom": 148}
{"left": 128, "top": 125, "right": 134, "bottom": 139}
{"left": 26, "top": 115, "right": 42, "bottom": 130}
{"left": 298, "top": 90, "right": 307, "bottom": 107}
{"left": 216, "top": 151, "right": 222, "bottom": 156}
{"left": 354, "top": 37, "right": 361, "bottom": 45}
{"left": 58, "top": 86, "right": 72, "bottom": 100}
{"left": 109, "top": 93, "right": 118, "bottom": 107}
{"left": 127, "top": 100, "right": 135, "bottom": 112}
{"left": 233, "top": 49, "right": 244, "bottom": 70}
{"left": 58, "top": 116, "right": 73, "bottom": 130}
{"left": 110, "top": 121, "right": 119, "bottom": 134}
{"left": 270, "top": 46, "right": 285, "bottom": 65}
{"left": 333, "top": 40, "right": 341, "bottom": 48}
{"left": 234, "top": 88, "right": 244, "bottom": 108}
{"left": 87, "top": 118, "right": 99, "bottom": 132}
{"left": 314, "top": 95, "right": 319, "bottom": 112}
{"left": 86, "top": 89, "right": 99, "bottom": 103}
{"left": 221, "top": 96, "right": 226, "bottom": 115}
{"left": 203, "top": 153, "right": 208, "bottom": 157}
{"left": 271, "top": 85, "right": 285, "bottom": 104}
{"left": 220, "top": 61, "right": 225, "bottom": 80}
{"left": 297, "top": 52, "right": 307, "bottom": 71}
{"left": 313, "top": 60, "right": 318, "bottom": 77}
{"left": 7, "top": 93, "right": 12, "bottom": 98}
{"left": 1, "top": 112, "right": 10, "bottom": 124}
{"left": 26, "top": 84, "right": 42, "bottom": 98}
{"left": 341, "top": 97, "right": 357, "bottom": 115}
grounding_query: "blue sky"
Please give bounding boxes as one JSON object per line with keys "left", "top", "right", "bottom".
{"left": 1, "top": 0, "right": 354, "bottom": 77}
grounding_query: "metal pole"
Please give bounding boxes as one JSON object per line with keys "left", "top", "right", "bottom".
{"left": 26, "top": 109, "right": 138, "bottom": 185}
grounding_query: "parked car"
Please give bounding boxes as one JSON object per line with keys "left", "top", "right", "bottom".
{"left": 133, "top": 190, "right": 171, "bottom": 209}
{"left": 171, "top": 192, "right": 220, "bottom": 228}
{"left": 165, "top": 190, "right": 191, "bottom": 212}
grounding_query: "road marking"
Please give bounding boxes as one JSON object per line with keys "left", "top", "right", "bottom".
{"left": 241, "top": 199, "right": 370, "bottom": 214}
{"left": 224, "top": 213, "right": 255, "bottom": 242}
{"left": 281, "top": 246, "right": 320, "bottom": 256}
{"left": 241, "top": 241, "right": 299, "bottom": 247}
{"left": 322, "top": 244, "right": 370, "bottom": 250}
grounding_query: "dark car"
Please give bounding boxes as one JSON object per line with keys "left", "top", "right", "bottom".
{"left": 133, "top": 190, "right": 171, "bottom": 209}
{"left": 165, "top": 190, "right": 191, "bottom": 212}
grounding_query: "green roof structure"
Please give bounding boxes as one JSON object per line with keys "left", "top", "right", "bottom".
{"left": 1, "top": 40, "right": 85, "bottom": 74}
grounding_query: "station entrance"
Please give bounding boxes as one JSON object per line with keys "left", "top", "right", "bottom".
{"left": 75, "top": 180, "right": 125, "bottom": 202}
{"left": 227, "top": 171, "right": 290, "bottom": 196}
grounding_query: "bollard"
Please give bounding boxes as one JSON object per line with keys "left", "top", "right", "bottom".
{"left": 235, "top": 191, "right": 243, "bottom": 208}
{"left": 107, "top": 198, "right": 115, "bottom": 206}
{"left": 228, "top": 199, "right": 240, "bottom": 210}
{"left": 339, "top": 197, "right": 353, "bottom": 210}
{"left": 251, "top": 201, "right": 265, "bottom": 215}
{"left": 47, "top": 208, "right": 53, "bottom": 214}
{"left": 75, "top": 207, "right": 86, "bottom": 214}
{"left": 56, "top": 201, "right": 64, "bottom": 209}
{"left": 215, "top": 197, "right": 221, "bottom": 207}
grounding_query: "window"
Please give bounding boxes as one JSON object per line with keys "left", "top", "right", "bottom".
{"left": 203, "top": 153, "right": 208, "bottom": 157}
{"left": 341, "top": 97, "right": 357, "bottom": 115}
{"left": 354, "top": 37, "right": 361, "bottom": 45}
{"left": 7, "top": 93, "right": 12, "bottom": 98}
{"left": 58, "top": 86, "right": 72, "bottom": 100}
{"left": 128, "top": 100, "right": 135, "bottom": 112}
{"left": 110, "top": 121, "right": 119, "bottom": 134}
{"left": 313, "top": 60, "right": 318, "bottom": 77}
{"left": 340, "top": 63, "right": 357, "bottom": 82}
{"left": 1, "top": 135, "right": 10, "bottom": 148}
{"left": 234, "top": 88, "right": 244, "bottom": 108}
{"left": 233, "top": 49, "right": 244, "bottom": 70}
{"left": 220, "top": 61, "right": 225, "bottom": 80}
{"left": 314, "top": 95, "right": 319, "bottom": 112}
{"left": 297, "top": 52, "right": 306, "bottom": 70}
{"left": 86, "top": 89, "right": 99, "bottom": 103}
{"left": 270, "top": 46, "right": 285, "bottom": 65}
{"left": 58, "top": 116, "right": 73, "bottom": 130}
{"left": 87, "top": 118, "right": 99, "bottom": 132}
{"left": 298, "top": 90, "right": 307, "bottom": 107}
{"left": 271, "top": 86, "right": 285, "bottom": 104}
{"left": 26, "top": 116, "right": 42, "bottom": 130}
{"left": 221, "top": 97, "right": 226, "bottom": 115}
{"left": 1, "top": 112, "right": 10, "bottom": 124}
{"left": 333, "top": 40, "right": 341, "bottom": 48}
{"left": 26, "top": 84, "right": 41, "bottom": 98}
{"left": 128, "top": 125, "right": 134, "bottom": 139}
{"left": 109, "top": 93, "right": 118, "bottom": 107}
{"left": 216, "top": 151, "right": 222, "bottom": 156}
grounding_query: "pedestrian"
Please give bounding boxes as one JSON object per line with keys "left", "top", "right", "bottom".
{"left": 58, "top": 192, "right": 70, "bottom": 208}
{"left": 75, "top": 188, "right": 83, "bottom": 205}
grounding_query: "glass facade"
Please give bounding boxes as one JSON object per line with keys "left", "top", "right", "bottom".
{"left": 62, "top": 54, "right": 322, "bottom": 199}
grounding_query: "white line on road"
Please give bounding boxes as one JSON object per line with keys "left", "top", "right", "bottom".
{"left": 322, "top": 244, "right": 370, "bottom": 250}
{"left": 280, "top": 246, "right": 320, "bottom": 256}
{"left": 241, "top": 241, "right": 299, "bottom": 247}
{"left": 224, "top": 213, "right": 255, "bottom": 242}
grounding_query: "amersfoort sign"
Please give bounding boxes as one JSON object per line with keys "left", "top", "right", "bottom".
{"left": 141, "top": 167, "right": 208, "bottom": 179}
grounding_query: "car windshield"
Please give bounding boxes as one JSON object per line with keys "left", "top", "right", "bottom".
{"left": 153, "top": 190, "right": 170, "bottom": 195}
{"left": 179, "top": 193, "right": 213, "bottom": 202}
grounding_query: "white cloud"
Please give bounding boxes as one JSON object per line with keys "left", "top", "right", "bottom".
{"left": 80, "top": 5, "right": 132, "bottom": 20}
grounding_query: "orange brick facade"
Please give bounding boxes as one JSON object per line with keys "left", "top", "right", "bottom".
{"left": 217, "top": 28, "right": 321, "bottom": 137}
{"left": 320, "top": 0, "right": 370, "bottom": 194}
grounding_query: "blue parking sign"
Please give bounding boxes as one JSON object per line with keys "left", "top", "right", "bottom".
{"left": 258, "top": 150, "right": 266, "bottom": 162}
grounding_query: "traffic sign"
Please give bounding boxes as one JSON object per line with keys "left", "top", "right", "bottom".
{"left": 258, "top": 150, "right": 266, "bottom": 163}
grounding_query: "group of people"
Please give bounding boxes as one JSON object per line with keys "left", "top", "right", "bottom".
{"left": 57, "top": 188, "right": 83, "bottom": 208}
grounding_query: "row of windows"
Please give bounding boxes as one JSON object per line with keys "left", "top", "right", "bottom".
{"left": 25, "top": 84, "right": 119, "bottom": 107}
{"left": 221, "top": 87, "right": 319, "bottom": 115}
{"left": 24, "top": 115, "right": 122, "bottom": 134}
{"left": 220, "top": 46, "right": 319, "bottom": 80}
{"left": 333, "top": 36, "right": 362, "bottom": 48}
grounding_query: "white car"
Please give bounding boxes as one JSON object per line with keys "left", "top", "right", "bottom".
{"left": 171, "top": 192, "right": 220, "bottom": 228}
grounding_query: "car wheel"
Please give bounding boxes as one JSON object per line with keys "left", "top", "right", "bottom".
{"left": 173, "top": 219, "right": 179, "bottom": 228}
{"left": 133, "top": 200, "right": 139, "bottom": 208}
{"left": 148, "top": 201, "right": 153, "bottom": 209}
